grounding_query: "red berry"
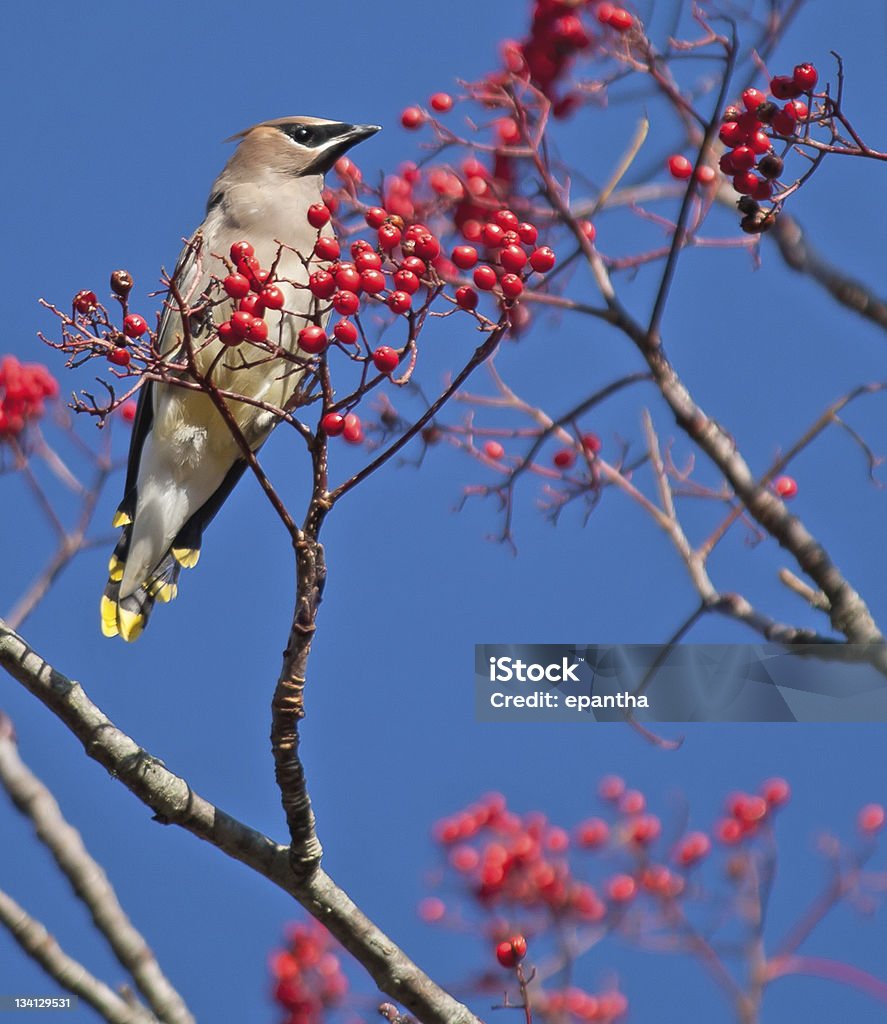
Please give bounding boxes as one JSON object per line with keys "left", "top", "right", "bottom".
{"left": 365, "top": 206, "right": 388, "bottom": 229}
{"left": 351, "top": 239, "right": 373, "bottom": 259}
{"left": 452, "top": 245, "right": 479, "bottom": 269}
{"left": 335, "top": 264, "right": 362, "bottom": 293}
{"left": 412, "top": 232, "right": 440, "bottom": 261}
{"left": 393, "top": 269, "right": 420, "bottom": 294}
{"left": 859, "top": 803, "right": 885, "bottom": 834}
{"left": 752, "top": 179, "right": 773, "bottom": 201}
{"left": 260, "top": 285, "right": 285, "bottom": 310}
{"left": 401, "top": 106, "right": 424, "bottom": 129}
{"left": 598, "top": 774, "right": 625, "bottom": 801}
{"left": 108, "top": 347, "right": 131, "bottom": 366}
{"left": 73, "top": 289, "right": 98, "bottom": 314}
{"left": 223, "top": 273, "right": 251, "bottom": 300}
{"left": 298, "top": 325, "right": 328, "bottom": 354}
{"left": 455, "top": 286, "right": 479, "bottom": 310}
{"left": 596, "top": 2, "right": 615, "bottom": 23}
{"left": 360, "top": 269, "right": 386, "bottom": 294}
{"left": 517, "top": 222, "right": 538, "bottom": 245}
{"left": 332, "top": 290, "right": 360, "bottom": 316}
{"left": 786, "top": 99, "right": 809, "bottom": 120}
{"left": 247, "top": 317, "right": 268, "bottom": 342}
{"left": 792, "top": 62, "right": 818, "bottom": 91}
{"left": 401, "top": 256, "right": 426, "bottom": 276}
{"left": 770, "top": 75, "right": 801, "bottom": 100}
{"left": 484, "top": 440, "right": 504, "bottom": 460}
{"left": 553, "top": 448, "right": 575, "bottom": 469}
{"left": 321, "top": 412, "right": 345, "bottom": 436}
{"left": 719, "top": 152, "right": 737, "bottom": 175}
{"left": 482, "top": 223, "right": 506, "bottom": 247}
{"left": 307, "top": 203, "right": 331, "bottom": 229}
{"left": 607, "top": 7, "right": 633, "bottom": 31}
{"left": 372, "top": 346, "right": 399, "bottom": 374}
{"left": 378, "top": 223, "right": 402, "bottom": 251}
{"left": 674, "top": 832, "right": 711, "bottom": 866}
{"left": 333, "top": 319, "right": 358, "bottom": 345}
{"left": 495, "top": 935, "right": 527, "bottom": 968}
{"left": 577, "top": 817, "right": 609, "bottom": 847}
{"left": 607, "top": 874, "right": 637, "bottom": 903}
{"left": 749, "top": 131, "right": 772, "bottom": 155}
{"left": 696, "top": 165, "right": 716, "bottom": 184}
{"left": 217, "top": 320, "right": 239, "bottom": 346}
{"left": 494, "top": 209, "right": 519, "bottom": 231}
{"left": 387, "top": 290, "right": 412, "bottom": 314}
{"left": 732, "top": 171, "right": 761, "bottom": 195}
{"left": 355, "top": 250, "right": 382, "bottom": 272}
{"left": 122, "top": 314, "right": 148, "bottom": 339}
{"left": 730, "top": 146, "right": 757, "bottom": 171}
{"left": 461, "top": 219, "right": 483, "bottom": 242}
{"left": 761, "top": 777, "right": 791, "bottom": 807}
{"left": 771, "top": 111, "right": 797, "bottom": 136}
{"left": 773, "top": 475, "right": 798, "bottom": 499}
{"left": 238, "top": 294, "right": 265, "bottom": 317}
{"left": 343, "top": 412, "right": 363, "bottom": 444}
{"left": 314, "top": 236, "right": 340, "bottom": 261}
{"left": 230, "top": 310, "right": 254, "bottom": 338}
{"left": 715, "top": 818, "right": 743, "bottom": 844}
{"left": 309, "top": 271, "right": 336, "bottom": 299}
{"left": 667, "top": 154, "right": 693, "bottom": 179}
{"left": 499, "top": 244, "right": 528, "bottom": 273}
{"left": 718, "top": 121, "right": 746, "bottom": 147}
{"left": 500, "top": 274, "right": 523, "bottom": 299}
{"left": 430, "top": 92, "right": 453, "bottom": 112}
{"left": 474, "top": 265, "right": 498, "bottom": 291}
{"left": 742, "top": 88, "right": 766, "bottom": 111}
{"left": 120, "top": 400, "right": 137, "bottom": 423}
{"left": 229, "top": 241, "right": 254, "bottom": 265}
{"left": 583, "top": 432, "right": 602, "bottom": 453}
{"left": 530, "top": 246, "right": 556, "bottom": 273}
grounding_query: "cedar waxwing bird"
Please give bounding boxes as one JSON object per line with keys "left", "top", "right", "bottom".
{"left": 101, "top": 116, "right": 380, "bottom": 641}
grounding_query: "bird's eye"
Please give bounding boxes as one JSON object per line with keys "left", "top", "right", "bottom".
{"left": 293, "top": 126, "right": 312, "bottom": 143}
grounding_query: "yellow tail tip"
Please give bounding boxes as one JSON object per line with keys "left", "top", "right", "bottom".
{"left": 172, "top": 546, "right": 200, "bottom": 569}
{"left": 100, "top": 596, "right": 119, "bottom": 638}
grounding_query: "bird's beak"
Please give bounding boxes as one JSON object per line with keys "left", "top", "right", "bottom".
{"left": 344, "top": 124, "right": 382, "bottom": 143}
{"left": 311, "top": 123, "right": 381, "bottom": 174}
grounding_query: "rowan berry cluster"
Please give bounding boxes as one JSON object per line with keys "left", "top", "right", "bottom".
{"left": 0, "top": 355, "right": 59, "bottom": 439}
{"left": 718, "top": 62, "right": 819, "bottom": 232}
{"left": 269, "top": 920, "right": 348, "bottom": 1024}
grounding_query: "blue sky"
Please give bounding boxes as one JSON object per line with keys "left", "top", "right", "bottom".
{"left": 3, "top": 2, "right": 887, "bottom": 1022}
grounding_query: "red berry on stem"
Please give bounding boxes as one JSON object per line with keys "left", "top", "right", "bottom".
{"left": 494, "top": 209, "right": 519, "bottom": 231}
{"left": 667, "top": 154, "right": 693, "bottom": 179}
{"left": 484, "top": 440, "right": 504, "bottom": 460}
{"left": 859, "top": 803, "right": 885, "bottom": 834}
{"left": 247, "top": 317, "right": 268, "bottom": 342}
{"left": 223, "top": 273, "right": 251, "bottom": 299}
{"left": 499, "top": 245, "right": 528, "bottom": 273}
{"left": 343, "top": 412, "right": 363, "bottom": 444}
{"left": 307, "top": 203, "right": 331, "bottom": 228}
{"left": 730, "top": 146, "right": 756, "bottom": 171}
{"left": 108, "top": 347, "right": 131, "bottom": 366}
{"left": 718, "top": 121, "right": 746, "bottom": 147}
{"left": 372, "top": 346, "right": 399, "bottom": 374}
{"left": 455, "top": 286, "right": 479, "bottom": 310}
{"left": 774, "top": 475, "right": 798, "bottom": 499}
{"left": 321, "top": 412, "right": 345, "bottom": 436}
{"left": 675, "top": 832, "right": 711, "bottom": 866}
{"left": 553, "top": 448, "right": 575, "bottom": 469}
{"left": 355, "top": 250, "right": 382, "bottom": 272}
{"left": 360, "top": 269, "right": 386, "bottom": 294}
{"left": 332, "top": 291, "right": 360, "bottom": 316}
{"left": 378, "top": 223, "right": 402, "bottom": 250}
{"left": 793, "top": 62, "right": 818, "bottom": 91}
{"left": 309, "top": 271, "right": 336, "bottom": 299}
{"left": 239, "top": 294, "right": 265, "bottom": 317}
{"left": 314, "top": 236, "right": 340, "bottom": 261}
{"left": 393, "top": 269, "right": 420, "bottom": 294}
{"left": 401, "top": 106, "right": 424, "bottom": 129}
{"left": 529, "top": 246, "right": 556, "bottom": 273}
{"left": 387, "top": 290, "right": 412, "bottom": 314}
{"left": 401, "top": 256, "right": 426, "bottom": 276}
{"left": 333, "top": 319, "right": 358, "bottom": 345}
{"left": 742, "top": 88, "right": 766, "bottom": 111}
{"left": 73, "top": 289, "right": 98, "bottom": 314}
{"left": 583, "top": 432, "right": 602, "bottom": 453}
{"left": 474, "top": 265, "right": 498, "bottom": 291}
{"left": 517, "top": 222, "right": 538, "bottom": 245}
{"left": 607, "top": 874, "right": 637, "bottom": 902}
{"left": 500, "top": 274, "right": 523, "bottom": 299}
{"left": 365, "top": 206, "right": 388, "bottom": 229}
{"left": 430, "top": 92, "right": 453, "bottom": 112}
{"left": 261, "top": 285, "right": 285, "bottom": 310}
{"left": 413, "top": 232, "right": 440, "bottom": 261}
{"left": 335, "top": 264, "right": 362, "bottom": 293}
{"left": 608, "top": 7, "right": 633, "bottom": 31}
{"left": 230, "top": 310, "right": 254, "bottom": 338}
{"left": 120, "top": 400, "right": 137, "bottom": 423}
{"left": 482, "top": 223, "right": 505, "bottom": 248}
{"left": 495, "top": 935, "right": 527, "bottom": 969}
{"left": 771, "top": 111, "right": 797, "bottom": 136}
{"left": 123, "top": 314, "right": 148, "bottom": 339}
{"left": 761, "top": 777, "right": 791, "bottom": 806}
{"left": 732, "top": 171, "right": 761, "bottom": 195}
{"left": 217, "top": 320, "right": 238, "bottom": 346}
{"left": 452, "top": 245, "right": 478, "bottom": 270}
{"left": 298, "top": 325, "right": 328, "bottom": 354}
{"left": 229, "top": 241, "right": 254, "bottom": 264}
{"left": 770, "top": 75, "right": 801, "bottom": 100}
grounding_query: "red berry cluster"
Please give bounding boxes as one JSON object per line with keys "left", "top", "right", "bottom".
{"left": 536, "top": 987, "right": 629, "bottom": 1022}
{"left": 495, "top": 933, "right": 528, "bottom": 969}
{"left": 718, "top": 63, "right": 819, "bottom": 233}
{"left": 218, "top": 241, "right": 288, "bottom": 346}
{"left": 0, "top": 356, "right": 59, "bottom": 439}
{"left": 270, "top": 920, "right": 348, "bottom": 1024}
{"left": 713, "top": 779, "right": 791, "bottom": 845}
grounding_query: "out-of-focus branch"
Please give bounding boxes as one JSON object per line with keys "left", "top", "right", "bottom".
{"left": 0, "top": 887, "right": 159, "bottom": 1024}
{"left": 770, "top": 212, "right": 887, "bottom": 333}
{"left": 0, "top": 714, "right": 194, "bottom": 1024}
{"left": 0, "top": 618, "right": 483, "bottom": 1024}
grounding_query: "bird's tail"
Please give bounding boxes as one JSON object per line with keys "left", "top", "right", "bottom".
{"left": 100, "top": 512, "right": 191, "bottom": 642}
